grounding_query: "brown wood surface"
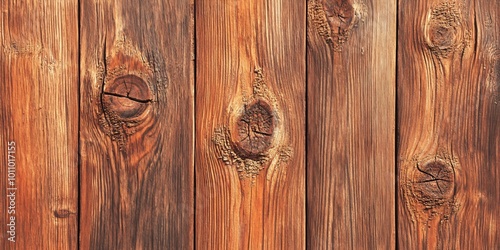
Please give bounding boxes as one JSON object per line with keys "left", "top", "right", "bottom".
{"left": 79, "top": 0, "right": 193, "bottom": 248}
{"left": 0, "top": 0, "right": 79, "bottom": 248}
{"left": 1, "top": 0, "right": 499, "bottom": 248}
{"left": 306, "top": 0, "right": 396, "bottom": 248}
{"left": 195, "top": 0, "right": 305, "bottom": 249}
{"left": 398, "top": 0, "right": 499, "bottom": 248}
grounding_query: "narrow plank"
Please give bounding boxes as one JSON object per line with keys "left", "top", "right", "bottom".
{"left": 398, "top": 0, "right": 499, "bottom": 248}
{"left": 0, "top": 0, "right": 78, "bottom": 248}
{"left": 306, "top": 0, "right": 396, "bottom": 248}
{"left": 79, "top": 0, "right": 194, "bottom": 248}
{"left": 195, "top": 0, "right": 305, "bottom": 249}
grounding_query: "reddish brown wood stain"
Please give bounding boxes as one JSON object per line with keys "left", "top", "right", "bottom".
{"left": 398, "top": 0, "right": 499, "bottom": 248}
{"left": 0, "top": 0, "right": 498, "bottom": 249}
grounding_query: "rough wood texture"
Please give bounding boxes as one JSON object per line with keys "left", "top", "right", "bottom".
{"left": 2, "top": 1, "right": 499, "bottom": 248}
{"left": 79, "top": 0, "right": 194, "bottom": 248}
{"left": 195, "top": 0, "right": 305, "bottom": 249}
{"left": 0, "top": 0, "right": 78, "bottom": 248}
{"left": 306, "top": 0, "right": 396, "bottom": 248}
{"left": 398, "top": 0, "right": 499, "bottom": 248}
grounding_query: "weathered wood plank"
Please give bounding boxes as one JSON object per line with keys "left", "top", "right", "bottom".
{"left": 79, "top": 0, "right": 194, "bottom": 248}
{"left": 0, "top": 0, "right": 79, "bottom": 248}
{"left": 195, "top": 0, "right": 305, "bottom": 249}
{"left": 306, "top": 0, "right": 396, "bottom": 248}
{"left": 398, "top": 0, "right": 499, "bottom": 248}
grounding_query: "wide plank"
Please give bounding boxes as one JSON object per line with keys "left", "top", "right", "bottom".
{"left": 306, "top": 0, "right": 397, "bottom": 248}
{"left": 79, "top": 0, "right": 194, "bottom": 248}
{"left": 398, "top": 0, "right": 499, "bottom": 248}
{"left": 195, "top": 0, "right": 306, "bottom": 249}
{"left": 0, "top": 0, "right": 78, "bottom": 248}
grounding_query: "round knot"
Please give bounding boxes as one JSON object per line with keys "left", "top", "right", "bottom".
{"left": 323, "top": 0, "right": 356, "bottom": 31}
{"left": 231, "top": 100, "right": 275, "bottom": 159}
{"left": 103, "top": 75, "right": 152, "bottom": 119}
{"left": 424, "top": 2, "right": 464, "bottom": 57}
{"left": 412, "top": 160, "right": 455, "bottom": 207}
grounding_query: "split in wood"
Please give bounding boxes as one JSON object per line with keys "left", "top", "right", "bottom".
{"left": 99, "top": 74, "right": 153, "bottom": 149}
{"left": 411, "top": 160, "right": 455, "bottom": 208}
{"left": 102, "top": 75, "right": 152, "bottom": 119}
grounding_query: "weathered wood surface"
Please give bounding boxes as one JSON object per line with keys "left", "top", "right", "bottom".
{"left": 306, "top": 0, "right": 397, "bottom": 248}
{"left": 195, "top": 0, "right": 305, "bottom": 249}
{"left": 398, "top": 0, "right": 499, "bottom": 248}
{"left": 79, "top": 0, "right": 194, "bottom": 248}
{"left": 0, "top": 0, "right": 79, "bottom": 248}
{"left": 1, "top": 0, "right": 499, "bottom": 248}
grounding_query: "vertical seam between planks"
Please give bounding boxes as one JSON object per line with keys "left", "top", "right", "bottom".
{"left": 193, "top": 0, "right": 197, "bottom": 249}
{"left": 395, "top": 0, "right": 399, "bottom": 248}
{"left": 304, "top": 0, "right": 308, "bottom": 248}
{"left": 77, "top": 0, "right": 81, "bottom": 248}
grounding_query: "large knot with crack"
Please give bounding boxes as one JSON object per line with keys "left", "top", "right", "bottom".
{"left": 102, "top": 74, "right": 152, "bottom": 119}
{"left": 411, "top": 160, "right": 455, "bottom": 208}
{"left": 230, "top": 100, "right": 275, "bottom": 159}
{"left": 99, "top": 74, "right": 153, "bottom": 148}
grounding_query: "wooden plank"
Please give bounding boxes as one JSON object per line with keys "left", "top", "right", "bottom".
{"left": 398, "top": 0, "right": 499, "bottom": 248}
{"left": 306, "top": 0, "right": 396, "bottom": 248}
{"left": 195, "top": 0, "right": 305, "bottom": 248}
{"left": 79, "top": 0, "right": 194, "bottom": 248}
{"left": 0, "top": 0, "right": 78, "bottom": 248}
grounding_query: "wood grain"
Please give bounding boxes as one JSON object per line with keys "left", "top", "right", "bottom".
{"left": 195, "top": 0, "right": 305, "bottom": 249}
{"left": 79, "top": 0, "right": 194, "bottom": 248}
{"left": 306, "top": 0, "right": 396, "bottom": 248}
{"left": 398, "top": 0, "right": 499, "bottom": 248}
{"left": 0, "top": 0, "right": 78, "bottom": 248}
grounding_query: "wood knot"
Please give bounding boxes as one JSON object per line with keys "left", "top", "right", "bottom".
{"left": 53, "top": 209, "right": 73, "bottom": 218}
{"left": 230, "top": 100, "right": 275, "bottom": 159}
{"left": 424, "top": 2, "right": 466, "bottom": 57}
{"left": 102, "top": 75, "right": 152, "bottom": 119}
{"left": 308, "top": 0, "right": 366, "bottom": 51}
{"left": 411, "top": 160, "right": 455, "bottom": 208}
{"left": 323, "top": 0, "right": 356, "bottom": 31}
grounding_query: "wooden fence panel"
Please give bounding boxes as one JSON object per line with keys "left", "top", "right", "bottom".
{"left": 1, "top": 0, "right": 498, "bottom": 248}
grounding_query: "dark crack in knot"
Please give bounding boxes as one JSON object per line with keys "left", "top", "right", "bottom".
{"left": 231, "top": 100, "right": 275, "bottom": 159}
{"left": 102, "top": 74, "right": 152, "bottom": 119}
{"left": 412, "top": 160, "right": 455, "bottom": 208}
